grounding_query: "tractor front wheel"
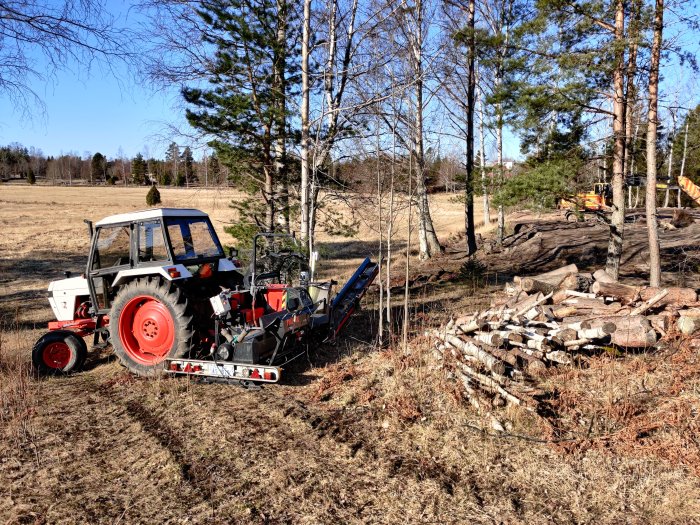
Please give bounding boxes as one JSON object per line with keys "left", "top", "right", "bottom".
{"left": 32, "top": 330, "right": 87, "bottom": 375}
{"left": 109, "top": 278, "right": 193, "bottom": 376}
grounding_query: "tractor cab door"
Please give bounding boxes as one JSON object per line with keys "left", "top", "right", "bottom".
{"left": 86, "top": 223, "right": 134, "bottom": 314}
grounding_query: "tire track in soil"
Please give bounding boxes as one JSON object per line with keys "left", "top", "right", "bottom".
{"left": 9, "top": 368, "right": 480, "bottom": 524}
{"left": 3, "top": 371, "right": 206, "bottom": 524}
{"left": 121, "top": 398, "right": 218, "bottom": 502}
{"left": 256, "top": 389, "right": 465, "bottom": 497}
{"left": 92, "top": 374, "right": 219, "bottom": 504}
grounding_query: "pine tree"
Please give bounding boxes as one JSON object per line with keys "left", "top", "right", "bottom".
{"left": 208, "top": 152, "right": 222, "bottom": 185}
{"left": 671, "top": 105, "right": 700, "bottom": 185}
{"left": 131, "top": 153, "right": 148, "bottom": 185}
{"left": 182, "top": 0, "right": 300, "bottom": 234}
{"left": 165, "top": 142, "right": 180, "bottom": 184}
{"left": 181, "top": 146, "right": 195, "bottom": 186}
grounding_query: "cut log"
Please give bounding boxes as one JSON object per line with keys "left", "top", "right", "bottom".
{"left": 639, "top": 287, "right": 697, "bottom": 306}
{"left": 520, "top": 277, "right": 558, "bottom": 294}
{"left": 439, "top": 333, "right": 507, "bottom": 375}
{"left": 677, "top": 308, "right": 700, "bottom": 318}
{"left": 473, "top": 332, "right": 504, "bottom": 347}
{"left": 509, "top": 348, "right": 547, "bottom": 376}
{"left": 647, "top": 314, "right": 671, "bottom": 335}
{"left": 562, "top": 297, "right": 609, "bottom": 308}
{"left": 677, "top": 316, "right": 700, "bottom": 335}
{"left": 578, "top": 323, "right": 615, "bottom": 339}
{"left": 552, "top": 305, "right": 577, "bottom": 319}
{"left": 558, "top": 273, "right": 593, "bottom": 293}
{"left": 554, "top": 290, "right": 597, "bottom": 303}
{"left": 455, "top": 317, "right": 488, "bottom": 335}
{"left": 527, "top": 339, "right": 551, "bottom": 352}
{"left": 590, "top": 281, "right": 641, "bottom": 304}
{"left": 630, "top": 289, "right": 668, "bottom": 316}
{"left": 510, "top": 292, "right": 542, "bottom": 315}
{"left": 463, "top": 339, "right": 517, "bottom": 367}
{"left": 545, "top": 350, "right": 572, "bottom": 365}
{"left": 592, "top": 269, "right": 615, "bottom": 283}
{"left": 552, "top": 289, "right": 569, "bottom": 304}
{"left": 610, "top": 316, "right": 657, "bottom": 348}
{"left": 533, "top": 263, "right": 579, "bottom": 281}
{"left": 494, "top": 330, "right": 523, "bottom": 344}
{"left": 514, "top": 292, "right": 552, "bottom": 317}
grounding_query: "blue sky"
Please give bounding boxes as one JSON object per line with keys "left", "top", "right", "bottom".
{"left": 0, "top": 70, "right": 180, "bottom": 159}
{"left": 0, "top": 0, "right": 188, "bottom": 159}
{"left": 0, "top": 0, "right": 697, "bottom": 162}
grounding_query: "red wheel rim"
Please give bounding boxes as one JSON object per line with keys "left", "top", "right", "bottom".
{"left": 42, "top": 342, "right": 72, "bottom": 370}
{"left": 118, "top": 295, "right": 175, "bottom": 365}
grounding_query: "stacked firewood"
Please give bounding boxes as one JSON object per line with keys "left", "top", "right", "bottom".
{"left": 430, "top": 263, "right": 700, "bottom": 419}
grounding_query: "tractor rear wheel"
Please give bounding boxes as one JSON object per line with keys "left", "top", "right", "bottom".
{"left": 32, "top": 330, "right": 87, "bottom": 375}
{"left": 109, "top": 277, "right": 193, "bottom": 376}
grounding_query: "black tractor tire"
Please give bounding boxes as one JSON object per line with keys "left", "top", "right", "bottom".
{"left": 32, "top": 330, "right": 87, "bottom": 375}
{"left": 109, "top": 277, "right": 193, "bottom": 377}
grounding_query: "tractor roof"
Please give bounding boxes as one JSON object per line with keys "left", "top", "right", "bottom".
{"left": 95, "top": 208, "right": 209, "bottom": 227}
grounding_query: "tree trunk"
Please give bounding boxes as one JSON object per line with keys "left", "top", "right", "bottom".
{"left": 477, "top": 63, "right": 490, "bottom": 226}
{"left": 464, "top": 0, "right": 477, "bottom": 255}
{"left": 412, "top": 0, "right": 442, "bottom": 260}
{"left": 271, "top": 0, "right": 288, "bottom": 232}
{"left": 666, "top": 112, "right": 676, "bottom": 199}
{"left": 376, "top": 115, "right": 383, "bottom": 345}
{"left": 605, "top": 0, "right": 627, "bottom": 281}
{"left": 300, "top": 0, "right": 311, "bottom": 244}
{"left": 403, "top": 154, "right": 413, "bottom": 351}
{"left": 680, "top": 121, "right": 689, "bottom": 179}
{"left": 645, "top": 0, "right": 664, "bottom": 287}
{"left": 387, "top": 122, "right": 396, "bottom": 339}
{"left": 496, "top": 98, "right": 505, "bottom": 243}
{"left": 623, "top": 0, "right": 640, "bottom": 183}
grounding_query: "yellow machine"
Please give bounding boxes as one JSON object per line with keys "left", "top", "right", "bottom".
{"left": 560, "top": 183, "right": 611, "bottom": 212}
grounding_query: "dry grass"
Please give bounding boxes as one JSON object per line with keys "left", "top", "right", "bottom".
{"left": 1, "top": 184, "right": 700, "bottom": 524}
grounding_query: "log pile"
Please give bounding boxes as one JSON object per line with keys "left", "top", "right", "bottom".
{"left": 430, "top": 263, "right": 700, "bottom": 420}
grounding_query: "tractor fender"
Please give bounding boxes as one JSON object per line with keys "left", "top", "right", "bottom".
{"left": 111, "top": 264, "right": 193, "bottom": 288}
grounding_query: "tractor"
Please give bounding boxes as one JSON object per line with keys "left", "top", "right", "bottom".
{"left": 32, "top": 208, "right": 378, "bottom": 385}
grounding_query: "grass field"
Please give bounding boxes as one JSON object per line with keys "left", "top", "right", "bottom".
{"left": 1, "top": 185, "right": 700, "bottom": 524}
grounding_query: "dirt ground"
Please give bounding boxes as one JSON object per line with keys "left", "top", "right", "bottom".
{"left": 2, "top": 185, "right": 700, "bottom": 524}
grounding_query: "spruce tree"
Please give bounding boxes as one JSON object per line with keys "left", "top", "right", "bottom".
{"left": 146, "top": 184, "right": 162, "bottom": 206}
{"left": 91, "top": 152, "right": 106, "bottom": 183}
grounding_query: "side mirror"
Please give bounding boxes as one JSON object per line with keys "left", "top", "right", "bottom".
{"left": 84, "top": 219, "right": 94, "bottom": 239}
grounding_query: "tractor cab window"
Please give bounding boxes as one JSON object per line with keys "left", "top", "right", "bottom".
{"left": 165, "top": 217, "right": 224, "bottom": 262}
{"left": 138, "top": 220, "right": 168, "bottom": 263}
{"left": 93, "top": 225, "right": 131, "bottom": 269}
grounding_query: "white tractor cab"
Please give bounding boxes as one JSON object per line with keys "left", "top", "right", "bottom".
{"left": 33, "top": 208, "right": 378, "bottom": 385}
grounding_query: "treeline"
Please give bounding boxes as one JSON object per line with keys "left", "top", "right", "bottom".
{"left": 0, "top": 142, "right": 230, "bottom": 186}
